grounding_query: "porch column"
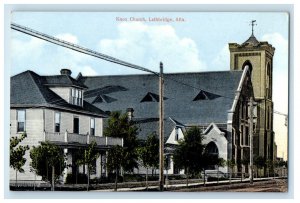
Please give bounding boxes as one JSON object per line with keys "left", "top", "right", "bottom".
{"left": 105, "top": 151, "right": 108, "bottom": 177}
{"left": 63, "top": 148, "right": 70, "bottom": 183}
{"left": 96, "top": 155, "right": 101, "bottom": 178}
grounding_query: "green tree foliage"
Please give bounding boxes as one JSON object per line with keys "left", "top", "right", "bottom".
{"left": 10, "top": 132, "right": 29, "bottom": 184}
{"left": 254, "top": 156, "right": 265, "bottom": 169}
{"left": 137, "top": 133, "right": 159, "bottom": 189}
{"left": 76, "top": 141, "right": 99, "bottom": 191}
{"left": 104, "top": 111, "right": 139, "bottom": 172}
{"left": 225, "top": 159, "right": 236, "bottom": 182}
{"left": 265, "top": 159, "right": 273, "bottom": 177}
{"left": 138, "top": 133, "right": 159, "bottom": 170}
{"left": 173, "top": 126, "right": 206, "bottom": 184}
{"left": 107, "top": 145, "right": 125, "bottom": 191}
{"left": 30, "top": 141, "right": 65, "bottom": 191}
{"left": 254, "top": 156, "right": 265, "bottom": 178}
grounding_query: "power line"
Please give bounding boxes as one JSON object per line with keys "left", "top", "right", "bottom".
{"left": 11, "top": 23, "right": 159, "bottom": 76}
{"left": 11, "top": 22, "right": 239, "bottom": 102}
{"left": 11, "top": 22, "right": 284, "bottom": 116}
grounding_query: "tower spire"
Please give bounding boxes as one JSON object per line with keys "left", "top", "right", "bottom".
{"left": 250, "top": 20, "right": 257, "bottom": 36}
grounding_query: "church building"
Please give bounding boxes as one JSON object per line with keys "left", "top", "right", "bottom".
{"left": 229, "top": 31, "right": 276, "bottom": 168}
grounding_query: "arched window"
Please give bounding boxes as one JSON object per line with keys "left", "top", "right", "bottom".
{"left": 242, "top": 60, "right": 253, "bottom": 76}
{"left": 205, "top": 142, "right": 219, "bottom": 156}
{"left": 205, "top": 142, "right": 219, "bottom": 170}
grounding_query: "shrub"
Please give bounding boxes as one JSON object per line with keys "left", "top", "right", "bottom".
{"left": 65, "top": 173, "right": 87, "bottom": 184}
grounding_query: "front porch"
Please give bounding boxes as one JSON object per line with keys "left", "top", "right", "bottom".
{"left": 42, "top": 131, "right": 123, "bottom": 184}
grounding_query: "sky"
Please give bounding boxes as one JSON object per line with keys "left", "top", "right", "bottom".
{"left": 10, "top": 12, "right": 289, "bottom": 160}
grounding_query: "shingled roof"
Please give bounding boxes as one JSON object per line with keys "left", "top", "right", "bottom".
{"left": 11, "top": 70, "right": 106, "bottom": 117}
{"left": 79, "top": 71, "right": 243, "bottom": 126}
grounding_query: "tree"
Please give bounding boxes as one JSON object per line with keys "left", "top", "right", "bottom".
{"left": 10, "top": 132, "right": 29, "bottom": 186}
{"left": 226, "top": 159, "right": 236, "bottom": 183}
{"left": 30, "top": 141, "right": 65, "bottom": 191}
{"left": 254, "top": 156, "right": 265, "bottom": 178}
{"left": 76, "top": 141, "right": 99, "bottom": 191}
{"left": 265, "top": 159, "right": 273, "bottom": 177}
{"left": 107, "top": 145, "right": 125, "bottom": 191}
{"left": 104, "top": 111, "right": 139, "bottom": 172}
{"left": 137, "top": 133, "right": 159, "bottom": 189}
{"left": 173, "top": 126, "right": 206, "bottom": 186}
{"left": 216, "top": 158, "right": 225, "bottom": 184}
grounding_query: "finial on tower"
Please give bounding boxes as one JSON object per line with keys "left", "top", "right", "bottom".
{"left": 250, "top": 20, "right": 257, "bottom": 36}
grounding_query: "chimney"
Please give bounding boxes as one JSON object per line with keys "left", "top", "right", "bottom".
{"left": 126, "top": 108, "right": 134, "bottom": 121}
{"left": 60, "top": 69, "right": 72, "bottom": 76}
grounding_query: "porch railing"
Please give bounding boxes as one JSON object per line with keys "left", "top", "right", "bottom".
{"left": 43, "top": 131, "right": 123, "bottom": 146}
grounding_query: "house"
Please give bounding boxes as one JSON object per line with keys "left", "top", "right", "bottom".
{"left": 10, "top": 69, "right": 123, "bottom": 184}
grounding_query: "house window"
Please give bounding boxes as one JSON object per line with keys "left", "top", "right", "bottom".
{"left": 55, "top": 112, "right": 61, "bottom": 133}
{"left": 73, "top": 117, "right": 79, "bottom": 134}
{"left": 17, "top": 110, "right": 25, "bottom": 132}
{"left": 90, "top": 118, "right": 95, "bottom": 136}
{"left": 78, "top": 90, "right": 82, "bottom": 106}
{"left": 71, "top": 88, "right": 83, "bottom": 106}
{"left": 175, "top": 128, "right": 179, "bottom": 141}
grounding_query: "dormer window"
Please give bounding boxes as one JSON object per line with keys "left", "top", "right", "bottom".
{"left": 71, "top": 88, "right": 83, "bottom": 106}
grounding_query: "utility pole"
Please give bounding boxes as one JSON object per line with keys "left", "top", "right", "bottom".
{"left": 249, "top": 96, "right": 254, "bottom": 184}
{"left": 159, "top": 62, "right": 164, "bottom": 191}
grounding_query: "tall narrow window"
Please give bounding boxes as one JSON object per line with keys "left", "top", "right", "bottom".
{"left": 73, "top": 117, "right": 79, "bottom": 134}
{"left": 17, "top": 110, "right": 25, "bottom": 132}
{"left": 79, "top": 90, "right": 82, "bottom": 106}
{"left": 267, "top": 107, "right": 270, "bottom": 130}
{"left": 90, "top": 118, "right": 95, "bottom": 136}
{"left": 75, "top": 89, "right": 79, "bottom": 105}
{"left": 71, "top": 88, "right": 76, "bottom": 104}
{"left": 55, "top": 112, "right": 61, "bottom": 133}
{"left": 175, "top": 128, "right": 179, "bottom": 141}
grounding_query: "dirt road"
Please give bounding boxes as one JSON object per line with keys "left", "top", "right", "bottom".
{"left": 172, "top": 179, "right": 288, "bottom": 192}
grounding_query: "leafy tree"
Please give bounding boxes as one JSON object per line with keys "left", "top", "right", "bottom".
{"left": 215, "top": 158, "right": 225, "bottom": 183}
{"left": 254, "top": 156, "right": 265, "bottom": 178}
{"left": 30, "top": 141, "right": 65, "bottom": 191}
{"left": 173, "top": 126, "right": 206, "bottom": 186}
{"left": 10, "top": 133, "right": 29, "bottom": 185}
{"left": 104, "top": 111, "right": 139, "bottom": 172}
{"left": 107, "top": 145, "right": 125, "bottom": 191}
{"left": 137, "top": 133, "right": 159, "bottom": 189}
{"left": 226, "top": 159, "right": 236, "bottom": 183}
{"left": 76, "top": 141, "right": 99, "bottom": 191}
{"left": 265, "top": 159, "right": 273, "bottom": 177}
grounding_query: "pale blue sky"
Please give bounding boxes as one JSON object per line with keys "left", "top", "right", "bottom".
{"left": 10, "top": 12, "right": 289, "bottom": 159}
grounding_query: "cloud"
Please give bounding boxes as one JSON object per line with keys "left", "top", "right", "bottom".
{"left": 11, "top": 32, "right": 98, "bottom": 77}
{"left": 261, "top": 33, "right": 288, "bottom": 72}
{"left": 211, "top": 45, "right": 230, "bottom": 70}
{"left": 55, "top": 33, "right": 79, "bottom": 44}
{"left": 98, "top": 22, "right": 206, "bottom": 73}
{"left": 11, "top": 32, "right": 46, "bottom": 61}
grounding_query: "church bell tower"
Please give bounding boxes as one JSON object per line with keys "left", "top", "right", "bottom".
{"left": 228, "top": 21, "right": 275, "bottom": 164}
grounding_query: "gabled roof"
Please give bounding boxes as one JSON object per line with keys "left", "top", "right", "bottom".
{"left": 11, "top": 71, "right": 106, "bottom": 117}
{"left": 79, "top": 70, "right": 244, "bottom": 125}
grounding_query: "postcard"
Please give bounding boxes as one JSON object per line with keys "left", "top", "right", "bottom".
{"left": 9, "top": 11, "right": 288, "bottom": 193}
